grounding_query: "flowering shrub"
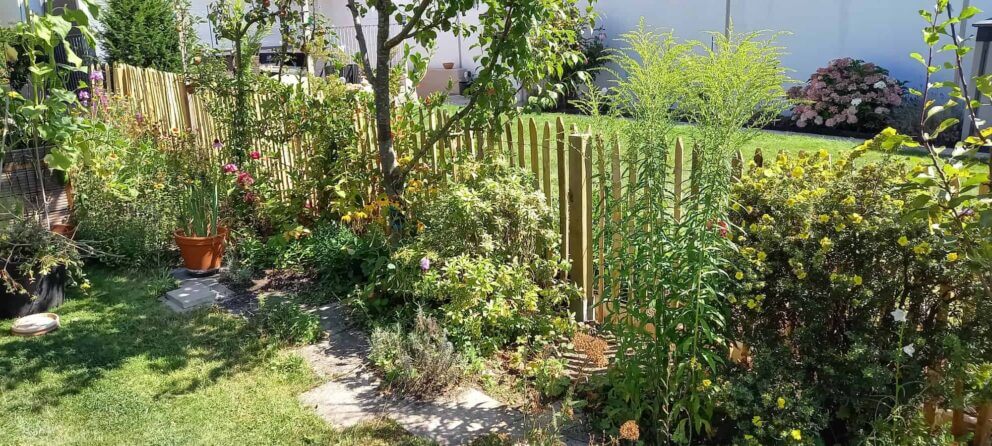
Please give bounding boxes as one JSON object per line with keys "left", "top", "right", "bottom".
{"left": 71, "top": 99, "right": 185, "bottom": 266}
{"left": 350, "top": 163, "right": 576, "bottom": 354}
{"left": 723, "top": 149, "right": 984, "bottom": 443}
{"left": 789, "top": 58, "right": 904, "bottom": 131}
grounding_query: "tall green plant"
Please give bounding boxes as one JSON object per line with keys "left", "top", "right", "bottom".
{"left": 595, "top": 24, "right": 789, "bottom": 443}
{"left": 182, "top": 178, "right": 220, "bottom": 237}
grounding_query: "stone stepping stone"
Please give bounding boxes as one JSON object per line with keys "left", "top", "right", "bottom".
{"left": 162, "top": 269, "right": 234, "bottom": 313}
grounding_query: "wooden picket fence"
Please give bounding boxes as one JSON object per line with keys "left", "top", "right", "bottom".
{"left": 95, "top": 63, "right": 740, "bottom": 323}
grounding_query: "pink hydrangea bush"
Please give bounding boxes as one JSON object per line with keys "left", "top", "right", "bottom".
{"left": 788, "top": 58, "right": 904, "bottom": 131}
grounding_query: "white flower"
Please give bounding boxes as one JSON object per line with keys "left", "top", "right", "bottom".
{"left": 600, "top": 88, "right": 608, "bottom": 94}
{"left": 874, "top": 81, "right": 887, "bottom": 89}
{"left": 851, "top": 98, "right": 863, "bottom": 106}
{"left": 891, "top": 309, "right": 907, "bottom": 322}
{"left": 903, "top": 344, "right": 916, "bottom": 357}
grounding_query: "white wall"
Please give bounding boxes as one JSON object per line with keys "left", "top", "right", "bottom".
{"left": 314, "top": 0, "right": 483, "bottom": 72}
{"left": 0, "top": 0, "right": 25, "bottom": 25}
{"left": 594, "top": 0, "right": 990, "bottom": 89}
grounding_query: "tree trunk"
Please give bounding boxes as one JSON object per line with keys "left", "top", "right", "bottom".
{"left": 374, "top": 7, "right": 401, "bottom": 199}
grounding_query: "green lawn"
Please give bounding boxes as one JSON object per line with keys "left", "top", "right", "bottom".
{"left": 517, "top": 111, "right": 936, "bottom": 166}
{"left": 0, "top": 268, "right": 432, "bottom": 446}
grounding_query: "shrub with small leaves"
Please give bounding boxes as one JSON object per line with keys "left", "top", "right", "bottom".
{"left": 726, "top": 148, "right": 973, "bottom": 442}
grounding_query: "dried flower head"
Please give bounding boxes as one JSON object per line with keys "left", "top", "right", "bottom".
{"left": 619, "top": 420, "right": 640, "bottom": 441}
{"left": 573, "top": 332, "right": 609, "bottom": 368}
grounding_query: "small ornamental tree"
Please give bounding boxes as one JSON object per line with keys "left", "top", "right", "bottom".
{"left": 99, "top": 0, "right": 183, "bottom": 71}
{"left": 344, "top": 0, "right": 596, "bottom": 199}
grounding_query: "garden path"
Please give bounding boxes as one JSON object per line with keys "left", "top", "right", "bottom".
{"left": 295, "top": 300, "right": 535, "bottom": 445}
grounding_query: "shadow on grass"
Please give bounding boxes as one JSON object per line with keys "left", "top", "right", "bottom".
{"left": 0, "top": 266, "right": 272, "bottom": 412}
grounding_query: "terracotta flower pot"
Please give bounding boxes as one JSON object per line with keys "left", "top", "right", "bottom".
{"left": 51, "top": 223, "right": 76, "bottom": 238}
{"left": 442, "top": 62, "right": 455, "bottom": 69}
{"left": 174, "top": 227, "right": 228, "bottom": 273}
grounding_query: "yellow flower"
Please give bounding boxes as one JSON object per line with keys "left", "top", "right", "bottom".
{"left": 842, "top": 195, "right": 856, "bottom": 206}
{"left": 849, "top": 213, "right": 863, "bottom": 224}
{"left": 777, "top": 397, "right": 786, "bottom": 409}
{"left": 897, "top": 236, "right": 909, "bottom": 246}
{"left": 747, "top": 300, "right": 758, "bottom": 309}
{"left": 757, "top": 251, "right": 767, "bottom": 261}
{"left": 819, "top": 214, "right": 830, "bottom": 223}
{"left": 913, "top": 242, "right": 932, "bottom": 256}
{"left": 946, "top": 252, "right": 959, "bottom": 262}
{"left": 853, "top": 275, "right": 863, "bottom": 286}
{"left": 786, "top": 198, "right": 797, "bottom": 207}
{"left": 752, "top": 416, "right": 764, "bottom": 427}
{"left": 735, "top": 271, "right": 745, "bottom": 280}
{"left": 820, "top": 237, "right": 833, "bottom": 250}
{"left": 796, "top": 270, "right": 807, "bottom": 280}
{"left": 791, "top": 166, "right": 805, "bottom": 178}
{"left": 341, "top": 214, "right": 352, "bottom": 224}
{"left": 791, "top": 429, "right": 802, "bottom": 441}
{"left": 702, "top": 379, "right": 712, "bottom": 388}
{"left": 835, "top": 223, "right": 847, "bottom": 232}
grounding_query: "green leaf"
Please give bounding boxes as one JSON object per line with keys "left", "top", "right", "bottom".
{"left": 44, "top": 150, "right": 74, "bottom": 171}
{"left": 28, "top": 65, "right": 54, "bottom": 77}
{"left": 46, "top": 15, "right": 73, "bottom": 40}
{"left": 63, "top": 41, "right": 82, "bottom": 67}
{"left": 959, "top": 5, "right": 981, "bottom": 20}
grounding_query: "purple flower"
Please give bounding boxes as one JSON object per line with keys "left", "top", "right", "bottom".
{"left": 419, "top": 257, "right": 431, "bottom": 272}
{"left": 223, "top": 163, "right": 238, "bottom": 173}
{"left": 213, "top": 139, "right": 224, "bottom": 150}
{"left": 89, "top": 71, "right": 104, "bottom": 82}
{"left": 135, "top": 112, "right": 144, "bottom": 124}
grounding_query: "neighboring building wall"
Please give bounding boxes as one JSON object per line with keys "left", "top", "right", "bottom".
{"left": 0, "top": 0, "right": 24, "bottom": 25}
{"left": 315, "top": 0, "right": 483, "bottom": 73}
{"left": 594, "top": 0, "right": 989, "bottom": 88}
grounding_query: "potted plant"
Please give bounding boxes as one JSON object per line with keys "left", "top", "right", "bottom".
{"left": 174, "top": 177, "right": 227, "bottom": 273}
{"left": 0, "top": 214, "right": 82, "bottom": 318}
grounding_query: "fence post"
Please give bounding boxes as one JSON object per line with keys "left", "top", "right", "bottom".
{"left": 568, "top": 132, "right": 593, "bottom": 321}
{"left": 673, "top": 138, "right": 684, "bottom": 222}
{"left": 556, "top": 118, "right": 568, "bottom": 264}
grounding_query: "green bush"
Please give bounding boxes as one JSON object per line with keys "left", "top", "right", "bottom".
{"left": 354, "top": 163, "right": 576, "bottom": 354}
{"left": 369, "top": 310, "right": 467, "bottom": 398}
{"left": 252, "top": 296, "right": 322, "bottom": 346}
{"left": 99, "top": 0, "right": 183, "bottom": 71}
{"left": 409, "top": 162, "right": 558, "bottom": 261}
{"left": 724, "top": 149, "right": 975, "bottom": 443}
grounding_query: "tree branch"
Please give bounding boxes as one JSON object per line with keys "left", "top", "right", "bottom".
{"left": 346, "top": 0, "right": 376, "bottom": 83}
{"left": 384, "top": 0, "right": 432, "bottom": 50}
{"left": 398, "top": 4, "right": 517, "bottom": 178}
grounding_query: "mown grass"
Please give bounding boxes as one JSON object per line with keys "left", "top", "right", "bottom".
{"left": 517, "top": 111, "right": 938, "bottom": 166}
{"left": 0, "top": 267, "right": 433, "bottom": 446}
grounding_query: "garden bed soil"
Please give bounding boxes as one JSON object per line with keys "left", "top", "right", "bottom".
{"left": 0, "top": 264, "right": 67, "bottom": 318}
